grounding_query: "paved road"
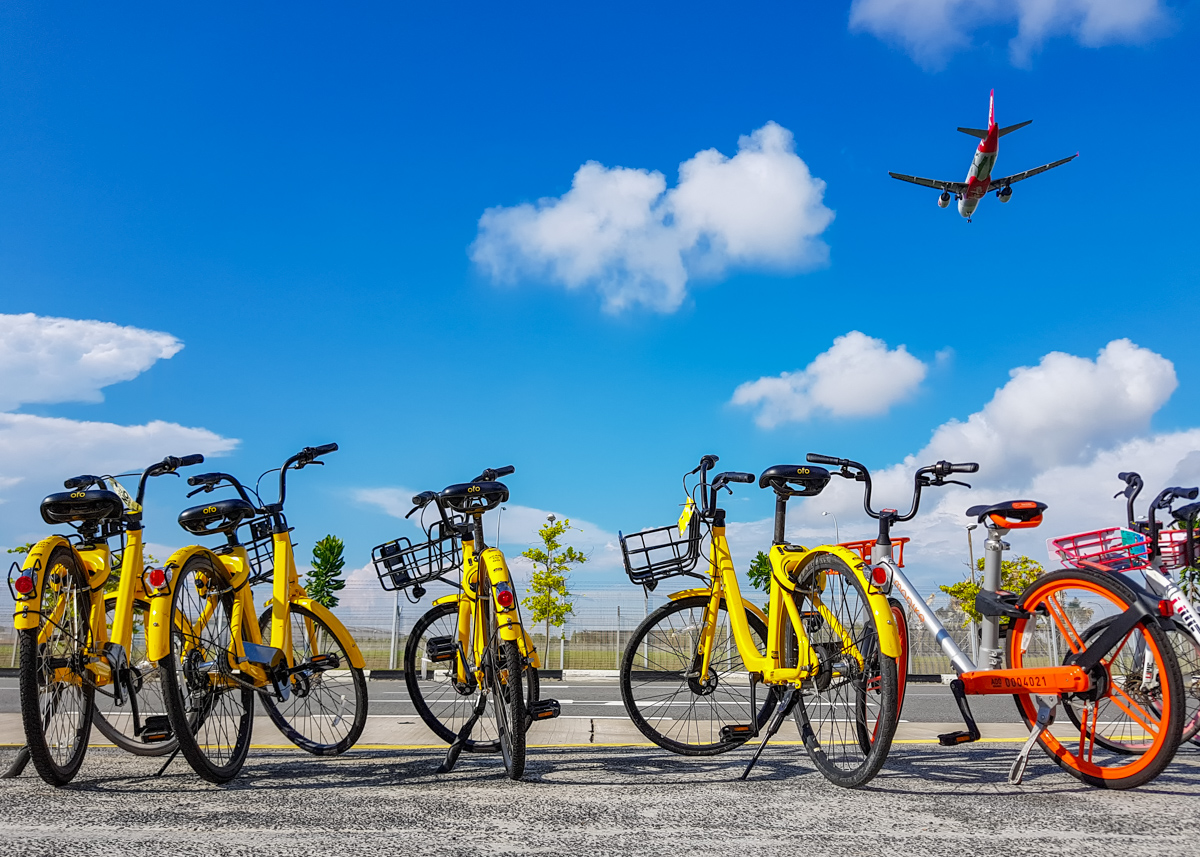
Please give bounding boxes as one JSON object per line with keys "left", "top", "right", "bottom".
{"left": 1, "top": 742, "right": 1198, "bottom": 856}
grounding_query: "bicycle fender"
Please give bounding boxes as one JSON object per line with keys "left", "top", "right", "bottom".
{"left": 480, "top": 548, "right": 523, "bottom": 643}
{"left": 668, "top": 588, "right": 769, "bottom": 627}
{"left": 432, "top": 593, "right": 462, "bottom": 607}
{"left": 12, "top": 535, "right": 74, "bottom": 630}
{"left": 784, "top": 547, "right": 902, "bottom": 659}
{"left": 290, "top": 597, "right": 367, "bottom": 670}
{"left": 146, "top": 545, "right": 229, "bottom": 662}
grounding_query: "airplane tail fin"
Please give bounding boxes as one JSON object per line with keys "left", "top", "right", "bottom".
{"left": 997, "top": 120, "right": 1032, "bottom": 137}
{"left": 989, "top": 88, "right": 995, "bottom": 126}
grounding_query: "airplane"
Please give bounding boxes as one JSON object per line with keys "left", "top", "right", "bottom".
{"left": 889, "top": 89, "right": 1076, "bottom": 221}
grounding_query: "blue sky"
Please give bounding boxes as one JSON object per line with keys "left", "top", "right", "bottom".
{"left": 1, "top": 2, "right": 1197, "bottom": 598}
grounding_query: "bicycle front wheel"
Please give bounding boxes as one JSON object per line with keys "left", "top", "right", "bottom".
{"left": 489, "top": 636, "right": 527, "bottom": 780}
{"left": 256, "top": 603, "right": 368, "bottom": 755}
{"left": 17, "top": 546, "right": 95, "bottom": 786}
{"left": 403, "top": 600, "right": 539, "bottom": 752}
{"left": 620, "top": 595, "right": 775, "bottom": 756}
{"left": 159, "top": 554, "right": 255, "bottom": 784}
{"left": 1007, "top": 568, "right": 1183, "bottom": 789}
{"left": 792, "top": 554, "right": 898, "bottom": 788}
{"left": 92, "top": 595, "right": 176, "bottom": 756}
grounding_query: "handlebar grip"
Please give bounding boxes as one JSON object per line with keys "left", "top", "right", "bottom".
{"left": 1168, "top": 486, "right": 1200, "bottom": 501}
{"left": 311, "top": 443, "right": 338, "bottom": 456}
{"left": 691, "top": 454, "right": 720, "bottom": 475}
{"left": 806, "top": 453, "right": 844, "bottom": 466}
{"left": 179, "top": 454, "right": 205, "bottom": 467}
{"left": 63, "top": 475, "right": 101, "bottom": 489}
{"left": 726, "top": 472, "right": 755, "bottom": 484}
{"left": 186, "top": 473, "right": 224, "bottom": 487}
{"left": 492, "top": 465, "right": 515, "bottom": 478}
{"left": 1117, "top": 471, "right": 1139, "bottom": 483}
{"left": 949, "top": 462, "right": 979, "bottom": 473}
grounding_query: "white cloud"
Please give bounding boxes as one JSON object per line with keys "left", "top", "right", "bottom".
{"left": 849, "top": 0, "right": 1167, "bottom": 68}
{"left": 471, "top": 123, "right": 834, "bottom": 313}
{"left": 732, "top": 331, "right": 928, "bottom": 427}
{"left": 0, "top": 313, "right": 182, "bottom": 411}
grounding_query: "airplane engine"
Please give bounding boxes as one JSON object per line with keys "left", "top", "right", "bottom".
{"left": 937, "top": 191, "right": 951, "bottom": 208}
{"left": 997, "top": 186, "right": 1013, "bottom": 203}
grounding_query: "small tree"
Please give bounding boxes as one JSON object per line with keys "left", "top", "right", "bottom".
{"left": 6, "top": 543, "right": 35, "bottom": 556}
{"left": 307, "top": 535, "right": 347, "bottom": 609}
{"left": 939, "top": 554, "right": 1043, "bottom": 628}
{"left": 746, "top": 550, "right": 771, "bottom": 612}
{"left": 522, "top": 516, "right": 585, "bottom": 658}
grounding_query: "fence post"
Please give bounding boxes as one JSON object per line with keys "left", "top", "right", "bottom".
{"left": 559, "top": 630, "right": 565, "bottom": 671}
{"left": 615, "top": 605, "right": 621, "bottom": 670}
{"left": 388, "top": 590, "right": 401, "bottom": 671}
{"left": 8, "top": 626, "right": 15, "bottom": 668}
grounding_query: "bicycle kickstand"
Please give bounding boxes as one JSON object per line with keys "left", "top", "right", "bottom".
{"left": 1008, "top": 699, "right": 1055, "bottom": 785}
{"left": 2, "top": 745, "right": 31, "bottom": 778}
{"left": 437, "top": 690, "right": 489, "bottom": 775}
{"left": 739, "top": 687, "right": 799, "bottom": 781}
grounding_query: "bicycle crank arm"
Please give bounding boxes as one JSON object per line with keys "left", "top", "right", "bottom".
{"left": 437, "top": 691, "right": 489, "bottom": 775}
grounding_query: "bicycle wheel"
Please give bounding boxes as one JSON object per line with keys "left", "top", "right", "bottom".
{"left": 403, "top": 600, "right": 539, "bottom": 752}
{"left": 92, "top": 595, "right": 176, "bottom": 756}
{"left": 620, "top": 595, "right": 776, "bottom": 756}
{"left": 487, "top": 628, "right": 527, "bottom": 780}
{"left": 1006, "top": 568, "right": 1183, "bottom": 789}
{"left": 158, "top": 554, "right": 254, "bottom": 784}
{"left": 792, "top": 554, "right": 898, "bottom": 788}
{"left": 17, "top": 546, "right": 96, "bottom": 786}
{"left": 1059, "top": 616, "right": 1200, "bottom": 752}
{"left": 889, "top": 597, "right": 910, "bottom": 726}
{"left": 255, "top": 603, "right": 368, "bottom": 755}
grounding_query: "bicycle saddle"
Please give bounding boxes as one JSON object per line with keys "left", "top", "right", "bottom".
{"left": 40, "top": 490, "right": 125, "bottom": 525}
{"left": 178, "top": 497, "right": 258, "bottom": 537}
{"left": 966, "top": 500, "right": 1046, "bottom": 529}
{"left": 758, "top": 464, "right": 830, "bottom": 497}
{"left": 439, "top": 480, "right": 509, "bottom": 513}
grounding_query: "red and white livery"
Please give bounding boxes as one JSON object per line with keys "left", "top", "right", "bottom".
{"left": 889, "top": 90, "right": 1076, "bottom": 221}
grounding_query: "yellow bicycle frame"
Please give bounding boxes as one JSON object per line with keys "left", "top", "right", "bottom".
{"left": 676, "top": 523, "right": 900, "bottom": 687}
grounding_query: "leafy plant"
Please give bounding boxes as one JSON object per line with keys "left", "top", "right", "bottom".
{"left": 307, "top": 535, "right": 347, "bottom": 609}
{"left": 6, "top": 543, "right": 35, "bottom": 556}
{"left": 746, "top": 551, "right": 771, "bottom": 612}
{"left": 522, "top": 517, "right": 585, "bottom": 653}
{"left": 939, "top": 554, "right": 1044, "bottom": 627}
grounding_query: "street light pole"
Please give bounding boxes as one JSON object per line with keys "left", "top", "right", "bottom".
{"left": 822, "top": 511, "right": 839, "bottom": 544}
{"left": 966, "top": 524, "right": 979, "bottom": 662}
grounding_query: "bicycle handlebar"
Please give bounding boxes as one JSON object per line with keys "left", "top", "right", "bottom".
{"left": 474, "top": 465, "right": 515, "bottom": 482}
{"left": 809, "top": 453, "right": 977, "bottom": 524}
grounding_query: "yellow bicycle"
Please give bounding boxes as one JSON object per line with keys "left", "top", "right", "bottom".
{"left": 9, "top": 453, "right": 204, "bottom": 785}
{"left": 374, "top": 465, "right": 559, "bottom": 780}
{"left": 146, "top": 444, "right": 368, "bottom": 783}
{"left": 618, "top": 455, "right": 901, "bottom": 787}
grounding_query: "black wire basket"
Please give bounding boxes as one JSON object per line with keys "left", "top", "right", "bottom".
{"left": 373, "top": 522, "right": 461, "bottom": 593}
{"left": 619, "top": 516, "right": 705, "bottom": 587}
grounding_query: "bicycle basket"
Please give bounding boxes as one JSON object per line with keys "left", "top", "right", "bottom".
{"left": 1158, "top": 529, "right": 1192, "bottom": 572}
{"left": 619, "top": 517, "right": 705, "bottom": 587}
{"left": 214, "top": 516, "right": 275, "bottom": 585}
{"left": 373, "top": 522, "right": 461, "bottom": 593}
{"left": 837, "top": 537, "right": 909, "bottom": 568}
{"left": 1047, "top": 527, "right": 1151, "bottom": 572}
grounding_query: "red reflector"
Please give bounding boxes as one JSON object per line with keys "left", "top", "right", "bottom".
{"left": 1159, "top": 599, "right": 1174, "bottom": 617}
{"left": 14, "top": 575, "right": 34, "bottom": 595}
{"left": 148, "top": 568, "right": 167, "bottom": 589}
{"left": 497, "top": 589, "right": 514, "bottom": 608}
{"left": 871, "top": 566, "right": 888, "bottom": 586}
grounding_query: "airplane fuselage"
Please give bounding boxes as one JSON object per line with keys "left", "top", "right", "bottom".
{"left": 960, "top": 126, "right": 999, "bottom": 218}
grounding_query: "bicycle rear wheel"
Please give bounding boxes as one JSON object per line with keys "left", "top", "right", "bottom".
{"left": 488, "top": 634, "right": 527, "bottom": 780}
{"left": 620, "top": 595, "right": 776, "bottom": 756}
{"left": 18, "top": 546, "right": 95, "bottom": 786}
{"left": 92, "top": 595, "right": 175, "bottom": 756}
{"left": 1006, "top": 568, "right": 1183, "bottom": 789}
{"left": 404, "top": 600, "right": 539, "bottom": 752}
{"left": 256, "top": 603, "right": 368, "bottom": 755}
{"left": 792, "top": 554, "right": 898, "bottom": 788}
{"left": 159, "top": 554, "right": 254, "bottom": 784}
{"left": 889, "top": 597, "right": 910, "bottom": 726}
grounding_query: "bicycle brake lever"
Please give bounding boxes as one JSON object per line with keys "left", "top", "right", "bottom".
{"left": 942, "top": 479, "right": 971, "bottom": 489}
{"left": 1113, "top": 490, "right": 1125, "bottom": 499}
{"left": 186, "top": 486, "right": 206, "bottom": 498}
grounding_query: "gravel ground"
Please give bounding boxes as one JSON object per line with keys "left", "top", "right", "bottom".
{"left": 2, "top": 743, "right": 1199, "bottom": 856}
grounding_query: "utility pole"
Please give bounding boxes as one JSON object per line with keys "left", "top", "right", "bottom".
{"left": 966, "top": 524, "right": 979, "bottom": 663}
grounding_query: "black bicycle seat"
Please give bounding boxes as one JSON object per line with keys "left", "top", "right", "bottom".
{"left": 966, "top": 500, "right": 1046, "bottom": 529}
{"left": 758, "top": 464, "right": 830, "bottom": 497}
{"left": 439, "top": 480, "right": 509, "bottom": 513}
{"left": 178, "top": 497, "right": 258, "bottom": 537}
{"left": 40, "top": 490, "right": 125, "bottom": 525}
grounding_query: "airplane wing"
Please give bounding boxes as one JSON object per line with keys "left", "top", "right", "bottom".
{"left": 990, "top": 153, "right": 1077, "bottom": 187}
{"left": 888, "top": 172, "right": 969, "bottom": 194}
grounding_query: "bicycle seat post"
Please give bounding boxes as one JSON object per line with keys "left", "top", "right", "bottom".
{"left": 978, "top": 520, "right": 1010, "bottom": 670}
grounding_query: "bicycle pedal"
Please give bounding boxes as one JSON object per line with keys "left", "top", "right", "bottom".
{"left": 141, "top": 715, "right": 174, "bottom": 743}
{"left": 936, "top": 730, "right": 978, "bottom": 746}
{"left": 426, "top": 636, "right": 456, "bottom": 663}
{"left": 308, "top": 653, "right": 341, "bottom": 671}
{"left": 720, "top": 724, "right": 755, "bottom": 742}
{"left": 528, "top": 699, "right": 561, "bottom": 721}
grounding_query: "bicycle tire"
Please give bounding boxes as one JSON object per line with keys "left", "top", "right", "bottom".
{"left": 792, "top": 553, "right": 898, "bottom": 788}
{"left": 889, "top": 597, "right": 909, "bottom": 727}
{"left": 255, "top": 603, "right": 368, "bottom": 755}
{"left": 92, "top": 595, "right": 176, "bottom": 756}
{"left": 17, "top": 545, "right": 95, "bottom": 786}
{"left": 404, "top": 600, "right": 539, "bottom": 752}
{"left": 620, "top": 595, "right": 776, "bottom": 756}
{"left": 1006, "top": 568, "right": 1183, "bottom": 789}
{"left": 158, "top": 554, "right": 254, "bottom": 784}
{"left": 490, "top": 636, "right": 527, "bottom": 780}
